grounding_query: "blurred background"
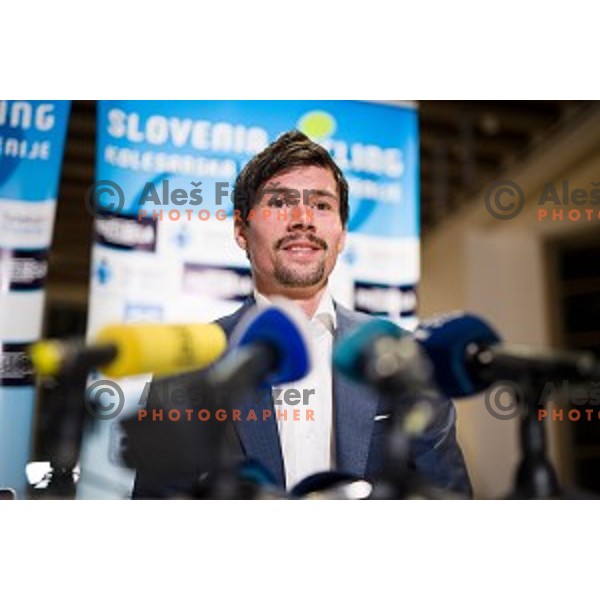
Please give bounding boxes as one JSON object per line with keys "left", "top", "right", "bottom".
{"left": 32, "top": 100, "right": 600, "bottom": 498}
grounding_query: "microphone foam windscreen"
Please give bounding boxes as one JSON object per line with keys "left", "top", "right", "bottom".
{"left": 233, "top": 299, "right": 310, "bottom": 385}
{"left": 333, "top": 318, "right": 404, "bottom": 382}
{"left": 415, "top": 312, "right": 501, "bottom": 397}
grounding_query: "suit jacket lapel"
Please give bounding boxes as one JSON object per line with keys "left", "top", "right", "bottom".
{"left": 219, "top": 297, "right": 285, "bottom": 487}
{"left": 234, "top": 388, "right": 285, "bottom": 487}
{"left": 333, "top": 305, "right": 379, "bottom": 478}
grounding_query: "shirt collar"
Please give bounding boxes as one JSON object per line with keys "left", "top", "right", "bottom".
{"left": 252, "top": 287, "right": 337, "bottom": 333}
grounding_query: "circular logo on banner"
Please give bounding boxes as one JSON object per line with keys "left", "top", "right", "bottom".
{"left": 297, "top": 111, "right": 337, "bottom": 139}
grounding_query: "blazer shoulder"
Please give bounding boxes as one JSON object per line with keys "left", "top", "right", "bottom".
{"left": 335, "top": 302, "right": 410, "bottom": 336}
{"left": 335, "top": 302, "right": 374, "bottom": 325}
{"left": 215, "top": 296, "right": 255, "bottom": 337}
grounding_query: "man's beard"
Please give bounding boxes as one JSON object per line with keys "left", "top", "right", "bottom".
{"left": 272, "top": 233, "right": 328, "bottom": 287}
{"left": 273, "top": 258, "right": 327, "bottom": 288}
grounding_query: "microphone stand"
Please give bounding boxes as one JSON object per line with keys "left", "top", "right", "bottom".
{"left": 362, "top": 337, "right": 441, "bottom": 499}
{"left": 509, "top": 374, "right": 561, "bottom": 499}
{"left": 370, "top": 407, "right": 412, "bottom": 499}
{"left": 195, "top": 344, "right": 279, "bottom": 500}
{"left": 507, "top": 373, "right": 598, "bottom": 499}
{"left": 30, "top": 345, "right": 115, "bottom": 499}
{"left": 31, "top": 367, "right": 89, "bottom": 499}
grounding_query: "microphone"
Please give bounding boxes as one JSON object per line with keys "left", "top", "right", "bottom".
{"left": 333, "top": 318, "right": 438, "bottom": 401}
{"left": 289, "top": 471, "right": 373, "bottom": 500}
{"left": 121, "top": 299, "right": 311, "bottom": 497}
{"left": 414, "top": 312, "right": 600, "bottom": 397}
{"left": 207, "top": 297, "right": 311, "bottom": 392}
{"left": 411, "top": 312, "right": 600, "bottom": 499}
{"left": 333, "top": 318, "right": 403, "bottom": 382}
{"left": 29, "top": 322, "right": 228, "bottom": 379}
{"left": 333, "top": 319, "right": 443, "bottom": 499}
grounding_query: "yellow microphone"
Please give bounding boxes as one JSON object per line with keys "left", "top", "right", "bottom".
{"left": 30, "top": 322, "right": 227, "bottom": 378}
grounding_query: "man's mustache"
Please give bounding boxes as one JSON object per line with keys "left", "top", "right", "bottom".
{"left": 275, "top": 234, "right": 328, "bottom": 251}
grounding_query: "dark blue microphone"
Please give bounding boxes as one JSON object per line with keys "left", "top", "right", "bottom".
{"left": 414, "top": 312, "right": 600, "bottom": 397}
{"left": 413, "top": 313, "right": 501, "bottom": 398}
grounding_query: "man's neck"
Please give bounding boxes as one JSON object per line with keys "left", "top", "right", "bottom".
{"left": 254, "top": 283, "right": 328, "bottom": 320}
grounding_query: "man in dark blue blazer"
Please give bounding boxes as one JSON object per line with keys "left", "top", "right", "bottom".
{"left": 214, "top": 296, "right": 472, "bottom": 496}
{"left": 132, "top": 130, "right": 471, "bottom": 498}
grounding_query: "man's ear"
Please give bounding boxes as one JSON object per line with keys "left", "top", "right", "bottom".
{"left": 234, "top": 221, "right": 248, "bottom": 252}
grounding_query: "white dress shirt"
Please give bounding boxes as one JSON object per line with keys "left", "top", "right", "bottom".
{"left": 253, "top": 289, "right": 336, "bottom": 490}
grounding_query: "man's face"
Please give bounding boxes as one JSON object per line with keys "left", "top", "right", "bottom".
{"left": 234, "top": 165, "right": 347, "bottom": 297}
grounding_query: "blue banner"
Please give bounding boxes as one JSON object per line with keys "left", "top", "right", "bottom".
{"left": 96, "top": 100, "right": 419, "bottom": 238}
{"left": 0, "top": 100, "right": 71, "bottom": 497}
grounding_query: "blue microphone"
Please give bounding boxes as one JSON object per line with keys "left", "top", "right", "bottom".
{"left": 414, "top": 312, "right": 501, "bottom": 398}
{"left": 415, "top": 312, "right": 600, "bottom": 397}
{"left": 207, "top": 298, "right": 311, "bottom": 391}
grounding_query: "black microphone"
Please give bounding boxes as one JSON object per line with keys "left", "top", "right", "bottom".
{"left": 289, "top": 471, "right": 372, "bottom": 500}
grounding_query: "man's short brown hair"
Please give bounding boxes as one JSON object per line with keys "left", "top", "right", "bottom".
{"left": 233, "top": 130, "right": 349, "bottom": 226}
